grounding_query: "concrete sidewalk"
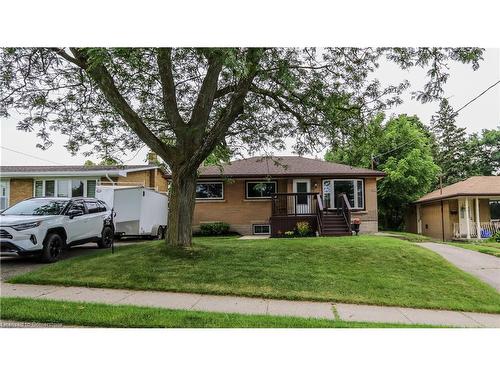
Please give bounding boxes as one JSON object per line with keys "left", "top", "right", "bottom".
{"left": 417, "top": 242, "right": 500, "bottom": 292}
{"left": 2, "top": 282, "right": 499, "bottom": 327}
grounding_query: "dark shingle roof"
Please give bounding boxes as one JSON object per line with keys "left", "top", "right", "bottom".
{"left": 193, "top": 156, "right": 385, "bottom": 178}
{"left": 416, "top": 176, "right": 500, "bottom": 203}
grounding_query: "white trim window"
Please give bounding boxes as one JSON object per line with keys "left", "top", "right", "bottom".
{"left": 0, "top": 180, "right": 9, "bottom": 209}
{"left": 322, "top": 179, "right": 364, "bottom": 209}
{"left": 246, "top": 181, "right": 277, "bottom": 199}
{"left": 196, "top": 181, "right": 224, "bottom": 200}
{"left": 34, "top": 178, "right": 99, "bottom": 198}
{"left": 253, "top": 224, "right": 270, "bottom": 235}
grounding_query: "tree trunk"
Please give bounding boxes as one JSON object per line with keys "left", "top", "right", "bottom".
{"left": 166, "top": 169, "right": 197, "bottom": 247}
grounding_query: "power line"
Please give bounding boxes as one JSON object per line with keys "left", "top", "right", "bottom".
{"left": 370, "top": 79, "right": 500, "bottom": 167}
{"left": 0, "top": 145, "right": 65, "bottom": 165}
{"left": 455, "top": 79, "right": 500, "bottom": 114}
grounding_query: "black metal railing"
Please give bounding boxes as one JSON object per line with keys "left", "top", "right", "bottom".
{"left": 316, "top": 193, "right": 324, "bottom": 235}
{"left": 336, "top": 193, "right": 352, "bottom": 233}
{"left": 271, "top": 192, "right": 317, "bottom": 216}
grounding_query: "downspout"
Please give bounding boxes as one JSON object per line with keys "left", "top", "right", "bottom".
{"left": 105, "top": 173, "right": 115, "bottom": 186}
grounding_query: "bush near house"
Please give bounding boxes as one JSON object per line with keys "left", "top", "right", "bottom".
{"left": 296, "top": 221, "right": 312, "bottom": 237}
{"left": 199, "top": 222, "right": 231, "bottom": 236}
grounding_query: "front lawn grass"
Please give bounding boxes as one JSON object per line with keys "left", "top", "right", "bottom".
{"left": 448, "top": 241, "right": 500, "bottom": 258}
{"left": 0, "top": 297, "right": 435, "bottom": 328}
{"left": 9, "top": 236, "right": 500, "bottom": 313}
{"left": 382, "top": 231, "right": 433, "bottom": 242}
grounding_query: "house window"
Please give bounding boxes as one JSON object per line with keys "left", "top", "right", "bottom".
{"left": 253, "top": 224, "right": 270, "bottom": 235}
{"left": 45, "top": 180, "right": 55, "bottom": 197}
{"left": 87, "top": 180, "right": 97, "bottom": 198}
{"left": 246, "top": 181, "right": 277, "bottom": 199}
{"left": 71, "top": 179, "right": 85, "bottom": 197}
{"left": 322, "top": 179, "right": 364, "bottom": 209}
{"left": 0, "top": 181, "right": 8, "bottom": 210}
{"left": 35, "top": 181, "right": 44, "bottom": 197}
{"left": 34, "top": 179, "right": 99, "bottom": 198}
{"left": 490, "top": 200, "right": 500, "bottom": 221}
{"left": 196, "top": 182, "right": 224, "bottom": 200}
{"left": 57, "top": 180, "right": 69, "bottom": 197}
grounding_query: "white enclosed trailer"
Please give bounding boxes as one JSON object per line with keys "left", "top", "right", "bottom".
{"left": 96, "top": 185, "right": 168, "bottom": 238}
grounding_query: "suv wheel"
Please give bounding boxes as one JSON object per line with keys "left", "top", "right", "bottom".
{"left": 98, "top": 226, "right": 114, "bottom": 248}
{"left": 40, "top": 233, "right": 65, "bottom": 263}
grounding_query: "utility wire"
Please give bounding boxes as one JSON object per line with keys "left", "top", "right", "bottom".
{"left": 370, "top": 79, "right": 500, "bottom": 166}
{"left": 455, "top": 79, "right": 500, "bottom": 113}
{"left": 0, "top": 145, "right": 65, "bottom": 165}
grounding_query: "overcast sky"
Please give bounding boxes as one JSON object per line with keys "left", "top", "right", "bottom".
{"left": 1, "top": 48, "right": 499, "bottom": 166}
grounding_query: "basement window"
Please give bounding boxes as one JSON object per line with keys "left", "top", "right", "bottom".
{"left": 253, "top": 224, "right": 270, "bottom": 235}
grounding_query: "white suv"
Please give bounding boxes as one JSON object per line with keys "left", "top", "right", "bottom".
{"left": 0, "top": 197, "right": 114, "bottom": 262}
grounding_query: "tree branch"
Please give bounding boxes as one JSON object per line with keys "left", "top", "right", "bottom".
{"left": 183, "top": 49, "right": 264, "bottom": 173}
{"left": 65, "top": 48, "right": 176, "bottom": 163}
{"left": 188, "top": 54, "right": 223, "bottom": 127}
{"left": 156, "top": 48, "right": 185, "bottom": 128}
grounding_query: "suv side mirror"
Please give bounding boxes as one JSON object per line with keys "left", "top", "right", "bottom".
{"left": 68, "top": 209, "right": 84, "bottom": 219}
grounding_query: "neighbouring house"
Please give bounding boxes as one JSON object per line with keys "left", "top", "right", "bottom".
{"left": 167, "top": 156, "right": 385, "bottom": 237}
{"left": 406, "top": 176, "right": 500, "bottom": 241}
{"left": 0, "top": 164, "right": 167, "bottom": 210}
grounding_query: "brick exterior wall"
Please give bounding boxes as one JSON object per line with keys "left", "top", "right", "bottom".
{"left": 193, "top": 177, "right": 380, "bottom": 235}
{"left": 115, "top": 169, "right": 168, "bottom": 191}
{"left": 9, "top": 179, "right": 34, "bottom": 206}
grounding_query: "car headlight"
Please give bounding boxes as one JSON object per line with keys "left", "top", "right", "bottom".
{"left": 11, "top": 221, "right": 42, "bottom": 231}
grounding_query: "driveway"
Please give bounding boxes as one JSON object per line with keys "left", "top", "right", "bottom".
{"left": 418, "top": 242, "right": 500, "bottom": 292}
{"left": 0, "top": 239, "right": 148, "bottom": 282}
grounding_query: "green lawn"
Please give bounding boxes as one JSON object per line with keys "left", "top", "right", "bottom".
{"left": 382, "top": 231, "right": 433, "bottom": 242}
{"left": 9, "top": 236, "right": 500, "bottom": 313}
{"left": 0, "top": 297, "right": 435, "bottom": 328}
{"left": 448, "top": 241, "right": 500, "bottom": 258}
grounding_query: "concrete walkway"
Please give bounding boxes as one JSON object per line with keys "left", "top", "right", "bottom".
{"left": 2, "top": 282, "right": 499, "bottom": 327}
{"left": 417, "top": 242, "right": 500, "bottom": 292}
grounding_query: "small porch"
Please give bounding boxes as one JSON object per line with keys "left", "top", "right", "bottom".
{"left": 416, "top": 196, "right": 500, "bottom": 240}
{"left": 270, "top": 192, "right": 352, "bottom": 237}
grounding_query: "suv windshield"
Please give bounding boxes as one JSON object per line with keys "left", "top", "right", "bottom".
{"left": 1, "top": 199, "right": 68, "bottom": 216}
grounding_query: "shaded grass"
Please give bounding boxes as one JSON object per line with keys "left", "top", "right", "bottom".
{"left": 448, "top": 241, "right": 500, "bottom": 258}
{"left": 382, "top": 231, "right": 433, "bottom": 243}
{"left": 0, "top": 297, "right": 436, "bottom": 328}
{"left": 9, "top": 236, "right": 500, "bottom": 313}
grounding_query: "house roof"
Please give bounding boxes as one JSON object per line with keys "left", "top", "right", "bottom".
{"left": 0, "top": 164, "right": 162, "bottom": 178}
{"left": 416, "top": 176, "right": 500, "bottom": 203}
{"left": 190, "top": 156, "right": 386, "bottom": 178}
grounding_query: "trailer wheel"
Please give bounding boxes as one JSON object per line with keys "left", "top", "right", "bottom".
{"left": 156, "top": 226, "right": 165, "bottom": 240}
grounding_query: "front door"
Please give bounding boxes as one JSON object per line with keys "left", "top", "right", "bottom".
{"left": 293, "top": 179, "right": 311, "bottom": 214}
{"left": 458, "top": 198, "right": 474, "bottom": 238}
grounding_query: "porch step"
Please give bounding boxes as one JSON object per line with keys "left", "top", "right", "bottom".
{"left": 320, "top": 218, "right": 351, "bottom": 236}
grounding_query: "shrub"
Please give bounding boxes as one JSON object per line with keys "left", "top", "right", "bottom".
{"left": 284, "top": 231, "right": 295, "bottom": 237}
{"left": 492, "top": 231, "right": 500, "bottom": 243}
{"left": 199, "top": 222, "right": 230, "bottom": 236}
{"left": 296, "top": 221, "right": 311, "bottom": 237}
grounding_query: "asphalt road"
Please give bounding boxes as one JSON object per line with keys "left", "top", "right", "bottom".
{"left": 0, "top": 239, "right": 148, "bottom": 282}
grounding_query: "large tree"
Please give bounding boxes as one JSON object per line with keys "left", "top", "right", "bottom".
{"left": 326, "top": 114, "right": 440, "bottom": 229}
{"left": 430, "top": 98, "right": 471, "bottom": 185}
{"left": 0, "top": 47, "right": 483, "bottom": 246}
